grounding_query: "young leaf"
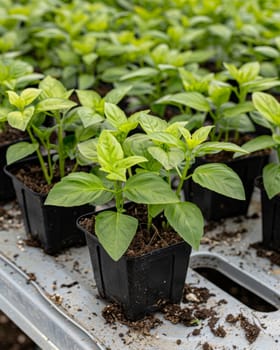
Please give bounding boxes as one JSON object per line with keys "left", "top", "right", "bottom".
{"left": 36, "top": 98, "right": 77, "bottom": 112}
{"left": 95, "top": 211, "right": 138, "bottom": 261}
{"left": 76, "top": 90, "right": 101, "bottom": 108}
{"left": 21, "top": 88, "right": 42, "bottom": 106}
{"left": 164, "top": 202, "right": 203, "bottom": 250}
{"left": 7, "top": 106, "right": 35, "bottom": 131}
{"left": 78, "top": 139, "right": 98, "bottom": 163}
{"left": 139, "top": 114, "right": 167, "bottom": 134}
{"left": 252, "top": 92, "right": 280, "bottom": 126}
{"left": 192, "top": 163, "right": 245, "bottom": 200}
{"left": 194, "top": 142, "right": 248, "bottom": 156}
{"left": 6, "top": 141, "right": 39, "bottom": 165}
{"left": 45, "top": 172, "right": 108, "bottom": 206}
{"left": 76, "top": 106, "right": 104, "bottom": 128}
{"left": 263, "top": 163, "right": 280, "bottom": 199}
{"left": 124, "top": 172, "right": 179, "bottom": 204}
{"left": 104, "top": 102, "right": 127, "bottom": 128}
{"left": 39, "top": 75, "right": 70, "bottom": 99}
{"left": 148, "top": 146, "right": 184, "bottom": 170}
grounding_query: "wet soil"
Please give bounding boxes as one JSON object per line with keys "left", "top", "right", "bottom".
{"left": 0, "top": 127, "right": 26, "bottom": 146}
{"left": 80, "top": 203, "right": 183, "bottom": 257}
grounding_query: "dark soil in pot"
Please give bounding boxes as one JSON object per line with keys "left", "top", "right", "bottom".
{"left": 77, "top": 203, "right": 192, "bottom": 321}
{"left": 4, "top": 157, "right": 94, "bottom": 254}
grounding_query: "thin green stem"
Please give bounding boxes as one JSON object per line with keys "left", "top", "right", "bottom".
{"left": 176, "top": 155, "right": 191, "bottom": 197}
{"left": 27, "top": 128, "right": 51, "bottom": 185}
{"left": 54, "top": 112, "right": 65, "bottom": 179}
{"left": 114, "top": 181, "right": 124, "bottom": 213}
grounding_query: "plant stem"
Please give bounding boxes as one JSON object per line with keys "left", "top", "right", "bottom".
{"left": 27, "top": 127, "right": 51, "bottom": 185}
{"left": 114, "top": 181, "right": 124, "bottom": 213}
{"left": 176, "top": 154, "right": 191, "bottom": 197}
{"left": 54, "top": 111, "right": 65, "bottom": 179}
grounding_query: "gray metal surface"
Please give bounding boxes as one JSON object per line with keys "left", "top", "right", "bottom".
{"left": 1, "top": 188, "right": 280, "bottom": 350}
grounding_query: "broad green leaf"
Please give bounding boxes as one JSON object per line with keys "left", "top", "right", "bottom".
{"left": 254, "top": 46, "right": 280, "bottom": 58}
{"left": 7, "top": 106, "right": 35, "bottom": 131}
{"left": 97, "top": 130, "right": 123, "bottom": 172}
{"left": 149, "top": 131, "right": 184, "bottom": 148}
{"left": 250, "top": 111, "right": 272, "bottom": 130}
{"left": 244, "top": 78, "right": 280, "bottom": 93}
{"left": 104, "top": 85, "right": 132, "bottom": 104}
{"left": 76, "top": 106, "right": 104, "bottom": 128}
{"left": 218, "top": 114, "right": 255, "bottom": 133}
{"left": 78, "top": 139, "right": 98, "bottom": 162}
{"left": 149, "top": 204, "right": 164, "bottom": 218}
{"left": 148, "top": 146, "right": 184, "bottom": 170}
{"left": 156, "top": 92, "right": 211, "bottom": 112}
{"left": 104, "top": 102, "right": 127, "bottom": 128}
{"left": 120, "top": 67, "right": 158, "bottom": 81}
{"left": 263, "top": 163, "right": 280, "bottom": 199}
{"left": 39, "top": 76, "right": 70, "bottom": 99}
{"left": 116, "top": 156, "right": 147, "bottom": 169}
{"left": 6, "top": 141, "right": 39, "bottom": 165}
{"left": 234, "top": 135, "right": 276, "bottom": 158}
{"left": 252, "top": 92, "right": 280, "bottom": 126}
{"left": 76, "top": 90, "right": 101, "bottom": 108}
{"left": 222, "top": 102, "right": 254, "bottom": 118}
{"left": 95, "top": 211, "right": 138, "bottom": 261}
{"left": 45, "top": 172, "right": 108, "bottom": 206}
{"left": 195, "top": 141, "right": 248, "bottom": 156}
{"left": 139, "top": 114, "right": 167, "bottom": 134}
{"left": 21, "top": 88, "right": 42, "bottom": 106}
{"left": 78, "top": 74, "right": 95, "bottom": 90}
{"left": 37, "top": 98, "right": 77, "bottom": 112}
{"left": 165, "top": 202, "right": 203, "bottom": 250}
{"left": 192, "top": 163, "right": 245, "bottom": 200}
{"left": 124, "top": 172, "right": 179, "bottom": 204}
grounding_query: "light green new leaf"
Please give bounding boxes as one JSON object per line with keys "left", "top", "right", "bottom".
{"left": 39, "top": 76, "right": 69, "bottom": 99}
{"left": 7, "top": 106, "right": 35, "bottom": 131}
{"left": 222, "top": 102, "right": 254, "bottom": 118}
{"left": 192, "top": 125, "right": 214, "bottom": 142}
{"left": 45, "top": 172, "right": 108, "bottom": 206}
{"left": 6, "top": 141, "right": 39, "bottom": 165}
{"left": 78, "top": 139, "right": 98, "bottom": 163}
{"left": 165, "top": 202, "right": 203, "bottom": 250}
{"left": 192, "top": 163, "right": 245, "bottom": 200}
{"left": 21, "top": 88, "right": 42, "bottom": 106}
{"left": 116, "top": 156, "right": 147, "bottom": 169}
{"left": 96, "top": 131, "right": 123, "bottom": 171}
{"left": 76, "top": 90, "right": 101, "bottom": 108}
{"left": 37, "top": 98, "right": 77, "bottom": 112}
{"left": 124, "top": 172, "right": 179, "bottom": 204}
{"left": 139, "top": 114, "right": 167, "bottom": 134}
{"left": 252, "top": 92, "right": 280, "bottom": 126}
{"left": 95, "top": 211, "right": 138, "bottom": 261}
{"left": 233, "top": 135, "right": 276, "bottom": 158}
{"left": 6, "top": 91, "right": 22, "bottom": 109}
{"left": 263, "top": 163, "right": 280, "bottom": 199}
{"left": 76, "top": 106, "right": 104, "bottom": 128}
{"left": 104, "top": 102, "right": 127, "bottom": 128}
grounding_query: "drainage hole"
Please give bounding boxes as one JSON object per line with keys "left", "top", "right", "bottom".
{"left": 194, "top": 267, "right": 277, "bottom": 312}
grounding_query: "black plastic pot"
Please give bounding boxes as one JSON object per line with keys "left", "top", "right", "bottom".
{"left": 0, "top": 141, "right": 16, "bottom": 201}
{"left": 4, "top": 157, "right": 94, "bottom": 254}
{"left": 77, "top": 210, "right": 192, "bottom": 321}
{"left": 184, "top": 153, "right": 269, "bottom": 221}
{"left": 256, "top": 177, "right": 280, "bottom": 249}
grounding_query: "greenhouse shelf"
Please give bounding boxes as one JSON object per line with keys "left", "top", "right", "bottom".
{"left": 1, "top": 189, "right": 280, "bottom": 350}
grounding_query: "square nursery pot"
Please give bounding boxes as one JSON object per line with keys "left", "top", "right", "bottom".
{"left": 0, "top": 141, "right": 16, "bottom": 201}
{"left": 4, "top": 157, "right": 94, "bottom": 254}
{"left": 256, "top": 177, "right": 280, "bottom": 250}
{"left": 77, "top": 210, "right": 192, "bottom": 321}
{"left": 184, "top": 153, "right": 269, "bottom": 221}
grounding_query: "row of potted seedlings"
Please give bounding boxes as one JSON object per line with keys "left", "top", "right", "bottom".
{"left": 1, "top": 66, "right": 280, "bottom": 320}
